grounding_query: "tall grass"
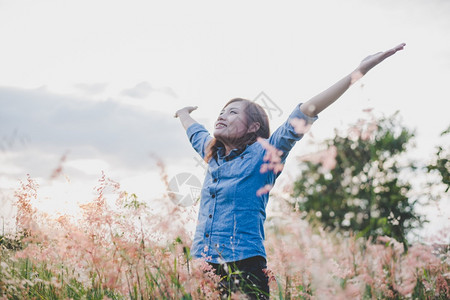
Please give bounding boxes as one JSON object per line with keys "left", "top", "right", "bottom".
{"left": 0, "top": 166, "right": 449, "bottom": 299}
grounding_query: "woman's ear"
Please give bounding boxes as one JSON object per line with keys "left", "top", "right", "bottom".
{"left": 248, "top": 122, "right": 261, "bottom": 133}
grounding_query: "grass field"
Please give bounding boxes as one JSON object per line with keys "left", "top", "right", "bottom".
{"left": 1, "top": 171, "right": 448, "bottom": 299}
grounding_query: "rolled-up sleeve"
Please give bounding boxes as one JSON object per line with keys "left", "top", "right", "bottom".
{"left": 186, "top": 123, "right": 213, "bottom": 159}
{"left": 268, "top": 103, "right": 318, "bottom": 164}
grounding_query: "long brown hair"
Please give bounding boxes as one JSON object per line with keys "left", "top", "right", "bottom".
{"left": 204, "top": 98, "right": 270, "bottom": 163}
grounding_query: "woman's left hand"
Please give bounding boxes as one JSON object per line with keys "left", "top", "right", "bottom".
{"left": 356, "top": 43, "right": 406, "bottom": 75}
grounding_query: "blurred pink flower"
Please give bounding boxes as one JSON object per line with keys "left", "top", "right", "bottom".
{"left": 257, "top": 137, "right": 285, "bottom": 175}
{"left": 256, "top": 184, "right": 273, "bottom": 196}
{"left": 350, "top": 70, "right": 363, "bottom": 85}
{"left": 297, "top": 145, "right": 338, "bottom": 171}
{"left": 289, "top": 118, "right": 312, "bottom": 135}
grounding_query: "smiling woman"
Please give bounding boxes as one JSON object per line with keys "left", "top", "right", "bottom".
{"left": 208, "top": 98, "right": 270, "bottom": 163}
{"left": 174, "top": 43, "right": 406, "bottom": 299}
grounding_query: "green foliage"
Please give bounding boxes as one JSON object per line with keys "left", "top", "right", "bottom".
{"left": 427, "top": 125, "right": 450, "bottom": 192}
{"left": 121, "top": 192, "right": 147, "bottom": 210}
{"left": 292, "top": 111, "right": 425, "bottom": 245}
{"left": 0, "top": 235, "right": 24, "bottom": 251}
{"left": 0, "top": 251, "right": 122, "bottom": 299}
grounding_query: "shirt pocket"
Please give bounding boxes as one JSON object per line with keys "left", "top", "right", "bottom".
{"left": 228, "top": 154, "right": 258, "bottom": 178}
{"left": 217, "top": 155, "right": 259, "bottom": 201}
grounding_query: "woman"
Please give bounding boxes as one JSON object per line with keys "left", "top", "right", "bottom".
{"left": 174, "top": 43, "right": 405, "bottom": 299}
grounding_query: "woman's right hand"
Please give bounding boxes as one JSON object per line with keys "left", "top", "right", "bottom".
{"left": 174, "top": 106, "right": 198, "bottom": 118}
{"left": 356, "top": 43, "right": 406, "bottom": 76}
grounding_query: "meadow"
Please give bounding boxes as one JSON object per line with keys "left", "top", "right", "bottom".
{"left": 0, "top": 165, "right": 448, "bottom": 299}
{"left": 1, "top": 115, "right": 449, "bottom": 299}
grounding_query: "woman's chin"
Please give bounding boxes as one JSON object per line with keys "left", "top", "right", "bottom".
{"left": 213, "top": 134, "right": 230, "bottom": 146}
{"left": 213, "top": 131, "right": 224, "bottom": 140}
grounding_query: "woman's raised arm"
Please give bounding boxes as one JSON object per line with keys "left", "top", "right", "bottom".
{"left": 174, "top": 106, "right": 199, "bottom": 131}
{"left": 300, "top": 43, "right": 406, "bottom": 117}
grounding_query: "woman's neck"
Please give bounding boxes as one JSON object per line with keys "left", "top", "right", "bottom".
{"left": 223, "top": 144, "right": 235, "bottom": 156}
{"left": 217, "top": 138, "right": 244, "bottom": 157}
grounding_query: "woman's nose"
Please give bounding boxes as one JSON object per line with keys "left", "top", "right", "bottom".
{"left": 218, "top": 114, "right": 227, "bottom": 121}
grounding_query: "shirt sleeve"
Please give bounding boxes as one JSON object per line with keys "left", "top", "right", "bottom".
{"left": 186, "top": 123, "right": 214, "bottom": 159}
{"left": 268, "top": 103, "right": 318, "bottom": 164}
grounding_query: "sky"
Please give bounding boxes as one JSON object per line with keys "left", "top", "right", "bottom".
{"left": 0, "top": 0, "right": 449, "bottom": 241}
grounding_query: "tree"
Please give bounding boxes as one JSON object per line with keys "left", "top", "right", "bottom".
{"left": 427, "top": 125, "right": 450, "bottom": 193}
{"left": 291, "top": 111, "right": 425, "bottom": 245}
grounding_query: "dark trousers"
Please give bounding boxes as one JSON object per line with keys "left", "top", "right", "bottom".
{"left": 207, "top": 255, "right": 270, "bottom": 300}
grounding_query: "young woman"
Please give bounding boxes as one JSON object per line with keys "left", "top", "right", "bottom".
{"left": 174, "top": 43, "right": 405, "bottom": 299}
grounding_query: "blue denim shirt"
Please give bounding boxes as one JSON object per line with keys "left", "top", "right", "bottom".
{"left": 186, "top": 104, "right": 318, "bottom": 263}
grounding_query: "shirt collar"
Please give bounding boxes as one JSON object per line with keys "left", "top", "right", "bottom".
{"left": 217, "top": 144, "right": 249, "bottom": 161}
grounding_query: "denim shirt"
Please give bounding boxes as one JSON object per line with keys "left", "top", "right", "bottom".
{"left": 186, "top": 103, "right": 318, "bottom": 263}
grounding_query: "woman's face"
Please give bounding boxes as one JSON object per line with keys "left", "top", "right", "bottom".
{"left": 213, "top": 101, "right": 249, "bottom": 144}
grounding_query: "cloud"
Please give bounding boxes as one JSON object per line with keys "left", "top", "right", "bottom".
{"left": 121, "top": 81, "right": 178, "bottom": 99}
{"left": 158, "top": 86, "right": 178, "bottom": 98}
{"left": 0, "top": 128, "right": 30, "bottom": 152}
{"left": 0, "top": 86, "right": 191, "bottom": 174}
{"left": 74, "top": 82, "right": 108, "bottom": 95}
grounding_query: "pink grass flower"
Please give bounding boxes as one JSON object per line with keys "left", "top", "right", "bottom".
{"left": 289, "top": 117, "right": 312, "bottom": 135}
{"left": 257, "top": 137, "right": 285, "bottom": 175}
{"left": 350, "top": 70, "right": 364, "bottom": 85}
{"left": 297, "top": 145, "right": 338, "bottom": 171}
{"left": 49, "top": 151, "right": 69, "bottom": 180}
{"left": 256, "top": 184, "right": 273, "bottom": 196}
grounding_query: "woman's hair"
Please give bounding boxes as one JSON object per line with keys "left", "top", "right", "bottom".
{"left": 204, "top": 98, "right": 270, "bottom": 163}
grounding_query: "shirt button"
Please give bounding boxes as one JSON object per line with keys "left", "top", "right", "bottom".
{"left": 212, "top": 194, "right": 215, "bottom": 198}
{"left": 241, "top": 156, "right": 244, "bottom": 159}
{"left": 213, "top": 178, "right": 217, "bottom": 182}
{"left": 209, "top": 214, "right": 212, "bottom": 218}
{"left": 205, "top": 233, "right": 209, "bottom": 237}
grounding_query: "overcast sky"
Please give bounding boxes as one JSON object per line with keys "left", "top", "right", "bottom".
{"left": 1, "top": 0, "right": 449, "bottom": 239}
